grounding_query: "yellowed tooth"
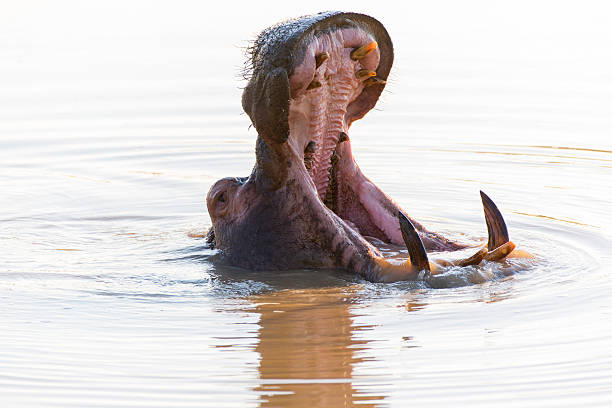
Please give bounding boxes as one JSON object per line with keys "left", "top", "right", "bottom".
{"left": 307, "top": 80, "right": 322, "bottom": 90}
{"left": 356, "top": 69, "right": 376, "bottom": 80}
{"left": 455, "top": 248, "right": 488, "bottom": 267}
{"left": 304, "top": 141, "right": 316, "bottom": 154}
{"left": 484, "top": 241, "right": 516, "bottom": 261}
{"left": 304, "top": 141, "right": 316, "bottom": 171}
{"left": 315, "top": 52, "right": 329, "bottom": 68}
{"left": 350, "top": 41, "right": 378, "bottom": 60}
{"left": 363, "top": 76, "right": 386, "bottom": 87}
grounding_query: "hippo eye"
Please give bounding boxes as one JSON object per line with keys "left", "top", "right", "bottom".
{"left": 217, "top": 192, "right": 227, "bottom": 203}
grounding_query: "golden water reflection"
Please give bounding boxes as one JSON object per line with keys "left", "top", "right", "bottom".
{"left": 249, "top": 286, "right": 386, "bottom": 408}
{"left": 247, "top": 275, "right": 518, "bottom": 406}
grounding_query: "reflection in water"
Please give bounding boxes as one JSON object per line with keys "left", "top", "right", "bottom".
{"left": 3, "top": 1, "right": 612, "bottom": 406}
{"left": 401, "top": 291, "right": 429, "bottom": 312}
{"left": 250, "top": 287, "right": 386, "bottom": 408}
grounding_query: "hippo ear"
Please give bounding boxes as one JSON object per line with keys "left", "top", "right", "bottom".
{"left": 242, "top": 67, "right": 290, "bottom": 144}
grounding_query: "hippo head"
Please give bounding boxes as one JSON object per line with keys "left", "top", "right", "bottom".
{"left": 206, "top": 12, "right": 514, "bottom": 281}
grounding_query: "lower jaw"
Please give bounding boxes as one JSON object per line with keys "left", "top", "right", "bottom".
{"left": 314, "top": 144, "right": 397, "bottom": 244}
{"left": 335, "top": 186, "right": 390, "bottom": 240}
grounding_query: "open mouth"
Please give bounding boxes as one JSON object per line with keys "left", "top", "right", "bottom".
{"left": 285, "top": 22, "right": 403, "bottom": 245}
{"left": 239, "top": 12, "right": 487, "bottom": 253}
{"left": 208, "top": 11, "right": 517, "bottom": 279}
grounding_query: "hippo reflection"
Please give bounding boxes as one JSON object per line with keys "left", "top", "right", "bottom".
{"left": 206, "top": 12, "right": 515, "bottom": 282}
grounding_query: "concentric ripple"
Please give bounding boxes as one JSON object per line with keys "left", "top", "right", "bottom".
{"left": 2, "top": 2, "right": 612, "bottom": 407}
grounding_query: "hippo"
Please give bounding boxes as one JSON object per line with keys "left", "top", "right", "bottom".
{"left": 205, "top": 11, "right": 516, "bottom": 282}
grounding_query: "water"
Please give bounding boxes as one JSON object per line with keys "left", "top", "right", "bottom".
{"left": 2, "top": 1, "right": 612, "bottom": 406}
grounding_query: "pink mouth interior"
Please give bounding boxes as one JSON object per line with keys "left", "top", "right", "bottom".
{"left": 286, "top": 27, "right": 404, "bottom": 245}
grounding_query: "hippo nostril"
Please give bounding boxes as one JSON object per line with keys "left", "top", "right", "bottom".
{"left": 217, "top": 192, "right": 227, "bottom": 203}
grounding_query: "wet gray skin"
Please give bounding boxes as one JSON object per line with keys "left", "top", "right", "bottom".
{"left": 206, "top": 12, "right": 515, "bottom": 282}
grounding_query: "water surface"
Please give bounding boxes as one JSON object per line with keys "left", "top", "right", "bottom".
{"left": 1, "top": 1, "right": 612, "bottom": 407}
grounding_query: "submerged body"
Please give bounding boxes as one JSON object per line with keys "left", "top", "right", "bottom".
{"left": 206, "top": 12, "right": 515, "bottom": 282}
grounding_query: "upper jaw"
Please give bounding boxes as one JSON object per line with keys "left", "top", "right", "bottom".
{"left": 241, "top": 12, "right": 393, "bottom": 160}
